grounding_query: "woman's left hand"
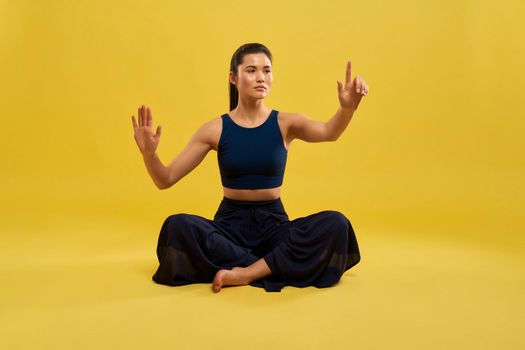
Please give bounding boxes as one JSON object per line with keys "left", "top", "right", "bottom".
{"left": 337, "top": 60, "right": 368, "bottom": 111}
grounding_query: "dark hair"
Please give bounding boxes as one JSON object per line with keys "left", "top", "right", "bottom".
{"left": 229, "top": 43, "right": 273, "bottom": 111}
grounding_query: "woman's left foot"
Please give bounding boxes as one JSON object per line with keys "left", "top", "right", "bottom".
{"left": 212, "top": 267, "right": 248, "bottom": 293}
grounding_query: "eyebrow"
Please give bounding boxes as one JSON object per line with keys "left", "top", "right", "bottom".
{"left": 245, "top": 65, "right": 272, "bottom": 69}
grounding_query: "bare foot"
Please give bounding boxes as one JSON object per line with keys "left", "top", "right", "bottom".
{"left": 212, "top": 267, "right": 248, "bottom": 293}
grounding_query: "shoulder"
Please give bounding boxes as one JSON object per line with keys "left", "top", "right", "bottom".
{"left": 201, "top": 115, "right": 223, "bottom": 133}
{"left": 192, "top": 114, "right": 224, "bottom": 151}
{"left": 276, "top": 110, "right": 304, "bottom": 121}
{"left": 275, "top": 110, "right": 305, "bottom": 129}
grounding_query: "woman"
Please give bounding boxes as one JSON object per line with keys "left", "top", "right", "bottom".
{"left": 131, "top": 43, "right": 368, "bottom": 293}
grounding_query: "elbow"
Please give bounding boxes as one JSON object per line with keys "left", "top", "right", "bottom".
{"left": 157, "top": 171, "right": 173, "bottom": 190}
{"left": 158, "top": 181, "right": 173, "bottom": 190}
{"left": 326, "top": 132, "right": 339, "bottom": 142}
{"left": 157, "top": 178, "right": 172, "bottom": 190}
{"left": 324, "top": 124, "right": 339, "bottom": 142}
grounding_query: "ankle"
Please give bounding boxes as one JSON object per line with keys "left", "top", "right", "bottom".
{"left": 237, "top": 267, "right": 252, "bottom": 284}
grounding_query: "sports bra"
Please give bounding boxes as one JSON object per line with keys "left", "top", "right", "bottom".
{"left": 217, "top": 109, "right": 288, "bottom": 189}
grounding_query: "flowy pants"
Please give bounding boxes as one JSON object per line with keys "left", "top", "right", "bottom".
{"left": 152, "top": 197, "right": 361, "bottom": 292}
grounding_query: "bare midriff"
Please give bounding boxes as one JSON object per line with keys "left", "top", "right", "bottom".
{"left": 222, "top": 186, "right": 281, "bottom": 201}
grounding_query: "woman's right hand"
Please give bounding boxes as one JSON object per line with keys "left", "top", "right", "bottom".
{"left": 132, "top": 105, "right": 162, "bottom": 156}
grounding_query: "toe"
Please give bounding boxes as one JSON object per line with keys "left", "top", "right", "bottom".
{"left": 212, "top": 270, "right": 223, "bottom": 293}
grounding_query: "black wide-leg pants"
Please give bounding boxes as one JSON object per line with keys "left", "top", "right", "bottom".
{"left": 152, "top": 197, "right": 361, "bottom": 292}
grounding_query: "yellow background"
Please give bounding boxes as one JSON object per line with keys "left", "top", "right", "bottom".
{"left": 1, "top": 0, "right": 523, "bottom": 349}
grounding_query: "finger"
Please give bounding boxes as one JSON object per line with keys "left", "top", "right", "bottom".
{"left": 138, "top": 106, "right": 142, "bottom": 127}
{"left": 140, "top": 105, "right": 148, "bottom": 126}
{"left": 345, "top": 60, "right": 352, "bottom": 88}
{"left": 132, "top": 115, "right": 138, "bottom": 130}
{"left": 155, "top": 125, "right": 162, "bottom": 137}
{"left": 355, "top": 76, "right": 360, "bottom": 93}
{"left": 147, "top": 107, "right": 152, "bottom": 127}
{"left": 337, "top": 80, "right": 342, "bottom": 94}
{"left": 359, "top": 77, "right": 365, "bottom": 95}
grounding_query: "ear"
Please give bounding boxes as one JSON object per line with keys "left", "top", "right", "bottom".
{"left": 229, "top": 71, "right": 237, "bottom": 86}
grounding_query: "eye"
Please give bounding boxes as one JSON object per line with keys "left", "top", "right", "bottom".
{"left": 246, "top": 69, "right": 271, "bottom": 74}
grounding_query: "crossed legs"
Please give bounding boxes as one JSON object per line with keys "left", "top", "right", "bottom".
{"left": 155, "top": 209, "right": 357, "bottom": 293}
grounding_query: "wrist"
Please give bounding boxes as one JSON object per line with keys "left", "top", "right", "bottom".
{"left": 340, "top": 106, "right": 356, "bottom": 113}
{"left": 142, "top": 151, "right": 157, "bottom": 159}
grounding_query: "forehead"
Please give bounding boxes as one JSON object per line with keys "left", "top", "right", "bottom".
{"left": 240, "top": 53, "right": 272, "bottom": 67}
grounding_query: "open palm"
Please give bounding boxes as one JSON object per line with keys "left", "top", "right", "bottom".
{"left": 131, "top": 105, "right": 162, "bottom": 156}
{"left": 337, "top": 60, "right": 369, "bottom": 111}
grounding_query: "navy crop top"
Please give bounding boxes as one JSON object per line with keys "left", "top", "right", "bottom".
{"left": 217, "top": 109, "right": 288, "bottom": 189}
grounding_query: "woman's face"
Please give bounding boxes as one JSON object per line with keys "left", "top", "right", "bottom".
{"left": 230, "top": 53, "right": 273, "bottom": 101}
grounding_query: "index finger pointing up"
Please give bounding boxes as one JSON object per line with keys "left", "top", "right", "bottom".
{"left": 345, "top": 60, "right": 352, "bottom": 88}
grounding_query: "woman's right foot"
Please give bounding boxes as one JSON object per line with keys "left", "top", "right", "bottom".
{"left": 212, "top": 267, "right": 248, "bottom": 293}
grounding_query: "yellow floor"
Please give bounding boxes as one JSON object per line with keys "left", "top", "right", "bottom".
{"left": 2, "top": 218, "right": 523, "bottom": 349}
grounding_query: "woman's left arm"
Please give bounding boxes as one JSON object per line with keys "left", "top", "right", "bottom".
{"left": 288, "top": 60, "right": 368, "bottom": 143}
{"left": 326, "top": 60, "right": 368, "bottom": 141}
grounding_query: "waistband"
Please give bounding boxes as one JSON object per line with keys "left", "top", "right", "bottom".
{"left": 216, "top": 196, "right": 288, "bottom": 223}
{"left": 221, "top": 196, "right": 282, "bottom": 207}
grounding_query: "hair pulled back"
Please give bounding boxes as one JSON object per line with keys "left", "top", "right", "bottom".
{"left": 229, "top": 43, "right": 273, "bottom": 111}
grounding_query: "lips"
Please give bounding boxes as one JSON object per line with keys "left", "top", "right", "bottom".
{"left": 255, "top": 86, "right": 266, "bottom": 90}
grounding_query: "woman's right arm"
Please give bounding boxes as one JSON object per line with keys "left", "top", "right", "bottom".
{"left": 132, "top": 105, "right": 214, "bottom": 190}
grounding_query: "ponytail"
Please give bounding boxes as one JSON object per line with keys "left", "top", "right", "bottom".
{"left": 229, "top": 81, "right": 239, "bottom": 111}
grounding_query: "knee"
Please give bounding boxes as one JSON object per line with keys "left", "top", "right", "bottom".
{"left": 324, "top": 210, "right": 350, "bottom": 235}
{"left": 326, "top": 210, "right": 349, "bottom": 230}
{"left": 164, "top": 213, "right": 194, "bottom": 233}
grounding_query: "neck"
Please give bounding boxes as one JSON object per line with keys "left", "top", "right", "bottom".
{"left": 231, "top": 98, "right": 270, "bottom": 121}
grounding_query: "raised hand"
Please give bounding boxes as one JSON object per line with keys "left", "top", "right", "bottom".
{"left": 337, "top": 60, "right": 369, "bottom": 111}
{"left": 131, "top": 105, "right": 162, "bottom": 156}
